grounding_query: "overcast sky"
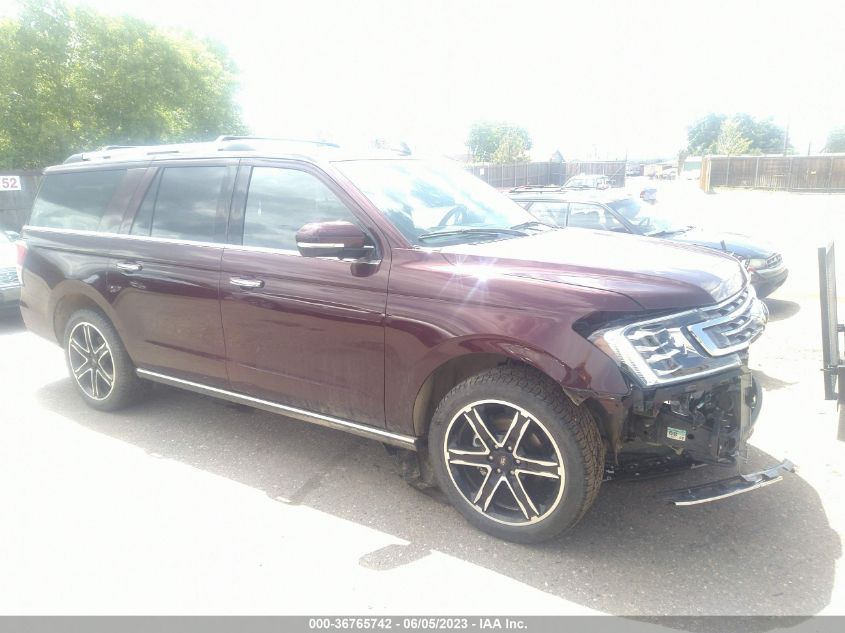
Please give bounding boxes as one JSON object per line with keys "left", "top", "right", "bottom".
{"left": 2, "top": 0, "right": 843, "bottom": 159}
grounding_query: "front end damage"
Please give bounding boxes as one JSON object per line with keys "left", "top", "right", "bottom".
{"left": 586, "top": 284, "right": 795, "bottom": 504}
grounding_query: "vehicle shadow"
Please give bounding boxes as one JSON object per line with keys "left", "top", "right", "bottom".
{"left": 35, "top": 379, "right": 841, "bottom": 627}
{"left": 763, "top": 298, "right": 800, "bottom": 322}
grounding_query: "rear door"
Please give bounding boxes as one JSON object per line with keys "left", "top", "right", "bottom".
{"left": 109, "top": 160, "right": 236, "bottom": 387}
{"left": 220, "top": 160, "right": 388, "bottom": 426}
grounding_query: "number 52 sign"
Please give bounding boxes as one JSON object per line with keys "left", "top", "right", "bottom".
{"left": 0, "top": 175, "right": 22, "bottom": 191}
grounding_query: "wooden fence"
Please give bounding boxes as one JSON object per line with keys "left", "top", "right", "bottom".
{"left": 701, "top": 155, "right": 845, "bottom": 192}
{"left": 467, "top": 160, "right": 627, "bottom": 189}
{"left": 0, "top": 170, "right": 41, "bottom": 230}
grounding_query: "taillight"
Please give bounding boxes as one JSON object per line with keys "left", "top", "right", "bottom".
{"left": 15, "top": 239, "right": 26, "bottom": 283}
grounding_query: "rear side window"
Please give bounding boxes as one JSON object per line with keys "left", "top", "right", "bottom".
{"left": 30, "top": 170, "right": 126, "bottom": 231}
{"left": 131, "top": 166, "right": 227, "bottom": 242}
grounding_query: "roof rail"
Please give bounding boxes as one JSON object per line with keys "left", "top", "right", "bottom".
{"left": 62, "top": 135, "right": 341, "bottom": 164}
{"left": 214, "top": 135, "right": 340, "bottom": 149}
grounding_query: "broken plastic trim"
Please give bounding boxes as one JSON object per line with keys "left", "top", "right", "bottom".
{"left": 665, "top": 459, "right": 796, "bottom": 506}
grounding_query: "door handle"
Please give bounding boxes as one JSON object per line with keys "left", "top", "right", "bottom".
{"left": 116, "top": 261, "right": 142, "bottom": 273}
{"left": 230, "top": 276, "right": 265, "bottom": 289}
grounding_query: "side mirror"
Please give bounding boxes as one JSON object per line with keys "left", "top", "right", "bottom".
{"left": 296, "top": 220, "right": 371, "bottom": 259}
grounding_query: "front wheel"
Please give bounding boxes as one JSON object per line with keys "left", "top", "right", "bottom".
{"left": 428, "top": 366, "right": 605, "bottom": 543}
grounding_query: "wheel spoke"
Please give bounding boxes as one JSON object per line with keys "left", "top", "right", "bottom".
{"left": 96, "top": 368, "right": 113, "bottom": 388}
{"left": 74, "top": 363, "right": 92, "bottom": 380}
{"left": 466, "top": 408, "right": 497, "bottom": 451}
{"left": 82, "top": 324, "right": 94, "bottom": 353}
{"left": 90, "top": 367, "right": 99, "bottom": 397}
{"left": 69, "top": 338, "right": 88, "bottom": 357}
{"left": 479, "top": 473, "right": 505, "bottom": 511}
{"left": 447, "top": 449, "right": 490, "bottom": 468}
{"left": 497, "top": 411, "right": 522, "bottom": 449}
{"left": 510, "top": 474, "right": 540, "bottom": 519}
{"left": 514, "top": 456, "right": 561, "bottom": 479}
{"left": 94, "top": 341, "right": 109, "bottom": 362}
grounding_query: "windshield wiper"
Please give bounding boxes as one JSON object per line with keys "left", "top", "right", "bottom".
{"left": 510, "top": 220, "right": 555, "bottom": 231}
{"left": 649, "top": 225, "right": 694, "bottom": 237}
{"left": 417, "top": 227, "right": 528, "bottom": 242}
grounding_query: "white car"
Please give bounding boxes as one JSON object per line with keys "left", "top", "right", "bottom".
{"left": 0, "top": 230, "right": 21, "bottom": 314}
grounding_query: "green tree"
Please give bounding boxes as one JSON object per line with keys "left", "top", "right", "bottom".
{"left": 687, "top": 113, "right": 790, "bottom": 155}
{"left": 0, "top": 0, "right": 247, "bottom": 169}
{"left": 733, "top": 114, "right": 789, "bottom": 154}
{"left": 715, "top": 118, "right": 752, "bottom": 155}
{"left": 466, "top": 121, "right": 532, "bottom": 163}
{"left": 823, "top": 127, "right": 845, "bottom": 153}
{"left": 686, "top": 114, "right": 726, "bottom": 155}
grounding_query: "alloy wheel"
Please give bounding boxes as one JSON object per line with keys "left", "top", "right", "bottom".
{"left": 443, "top": 400, "right": 565, "bottom": 526}
{"left": 68, "top": 321, "right": 115, "bottom": 401}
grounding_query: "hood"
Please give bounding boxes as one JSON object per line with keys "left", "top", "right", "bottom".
{"left": 440, "top": 229, "right": 745, "bottom": 311}
{"left": 666, "top": 228, "right": 777, "bottom": 259}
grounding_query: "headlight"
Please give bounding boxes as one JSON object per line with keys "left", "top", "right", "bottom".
{"left": 589, "top": 312, "right": 741, "bottom": 387}
{"left": 744, "top": 257, "right": 768, "bottom": 271}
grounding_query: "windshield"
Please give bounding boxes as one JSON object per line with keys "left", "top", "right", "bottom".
{"left": 606, "top": 198, "right": 689, "bottom": 235}
{"left": 334, "top": 159, "right": 545, "bottom": 245}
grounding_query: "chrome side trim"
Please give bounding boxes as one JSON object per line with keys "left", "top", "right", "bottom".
{"left": 135, "top": 368, "right": 419, "bottom": 450}
{"left": 24, "top": 225, "right": 224, "bottom": 249}
{"left": 297, "top": 242, "right": 346, "bottom": 249}
{"left": 24, "top": 226, "right": 380, "bottom": 262}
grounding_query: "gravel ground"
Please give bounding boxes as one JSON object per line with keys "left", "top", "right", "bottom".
{"left": 0, "top": 181, "right": 843, "bottom": 621}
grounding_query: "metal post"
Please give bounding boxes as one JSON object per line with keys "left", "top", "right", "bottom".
{"left": 787, "top": 157, "right": 794, "bottom": 191}
{"left": 725, "top": 157, "right": 731, "bottom": 187}
{"left": 754, "top": 156, "right": 760, "bottom": 189}
{"left": 828, "top": 156, "right": 835, "bottom": 192}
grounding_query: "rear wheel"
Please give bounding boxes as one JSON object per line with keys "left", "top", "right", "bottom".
{"left": 429, "top": 366, "right": 605, "bottom": 543}
{"left": 63, "top": 309, "right": 146, "bottom": 411}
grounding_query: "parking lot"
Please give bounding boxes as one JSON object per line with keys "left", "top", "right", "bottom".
{"left": 1, "top": 180, "right": 844, "bottom": 619}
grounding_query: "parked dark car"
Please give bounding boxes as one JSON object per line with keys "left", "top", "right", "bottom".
{"left": 0, "top": 229, "right": 21, "bottom": 314}
{"left": 509, "top": 189, "right": 788, "bottom": 298}
{"left": 20, "top": 138, "right": 780, "bottom": 542}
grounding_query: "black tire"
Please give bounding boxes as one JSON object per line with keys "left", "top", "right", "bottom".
{"left": 428, "top": 365, "right": 605, "bottom": 543}
{"left": 63, "top": 309, "right": 147, "bottom": 411}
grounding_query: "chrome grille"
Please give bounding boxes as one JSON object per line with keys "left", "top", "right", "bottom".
{"left": 0, "top": 267, "right": 19, "bottom": 287}
{"left": 688, "top": 288, "right": 767, "bottom": 356}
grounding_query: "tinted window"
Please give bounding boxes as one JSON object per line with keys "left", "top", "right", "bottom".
{"left": 30, "top": 170, "right": 125, "bottom": 231}
{"left": 242, "top": 167, "right": 360, "bottom": 251}
{"left": 567, "top": 203, "right": 627, "bottom": 232}
{"left": 137, "top": 166, "right": 227, "bottom": 241}
{"left": 526, "top": 201, "right": 568, "bottom": 227}
{"left": 130, "top": 171, "right": 161, "bottom": 236}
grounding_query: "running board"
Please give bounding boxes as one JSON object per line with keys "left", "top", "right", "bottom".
{"left": 665, "top": 459, "right": 796, "bottom": 506}
{"left": 136, "top": 368, "right": 420, "bottom": 450}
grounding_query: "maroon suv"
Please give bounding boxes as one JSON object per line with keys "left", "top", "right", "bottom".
{"left": 19, "top": 137, "right": 779, "bottom": 542}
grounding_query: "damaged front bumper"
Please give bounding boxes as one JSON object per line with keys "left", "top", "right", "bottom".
{"left": 625, "top": 363, "right": 760, "bottom": 465}
{"left": 597, "top": 362, "right": 796, "bottom": 504}
{"left": 665, "top": 459, "right": 796, "bottom": 505}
